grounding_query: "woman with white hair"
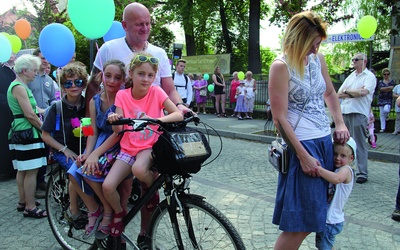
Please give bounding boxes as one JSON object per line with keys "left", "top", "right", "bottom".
{"left": 7, "top": 54, "right": 47, "bottom": 218}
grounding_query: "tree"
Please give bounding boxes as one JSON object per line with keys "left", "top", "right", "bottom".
{"left": 248, "top": 0, "right": 261, "bottom": 74}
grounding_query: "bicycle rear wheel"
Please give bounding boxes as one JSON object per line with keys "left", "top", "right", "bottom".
{"left": 147, "top": 195, "right": 246, "bottom": 250}
{"left": 45, "top": 165, "right": 97, "bottom": 250}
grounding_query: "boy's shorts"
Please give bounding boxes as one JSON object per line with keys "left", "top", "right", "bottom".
{"left": 315, "top": 222, "right": 344, "bottom": 250}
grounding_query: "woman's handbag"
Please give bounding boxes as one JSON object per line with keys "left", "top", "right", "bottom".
{"left": 11, "top": 128, "right": 34, "bottom": 144}
{"left": 199, "top": 89, "right": 207, "bottom": 97}
{"left": 268, "top": 139, "right": 288, "bottom": 174}
{"left": 268, "top": 95, "right": 310, "bottom": 174}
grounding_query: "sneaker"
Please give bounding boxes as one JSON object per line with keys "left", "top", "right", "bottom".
{"left": 380, "top": 129, "right": 385, "bottom": 133}
{"left": 64, "top": 208, "right": 88, "bottom": 230}
{"left": 392, "top": 209, "right": 400, "bottom": 221}
{"left": 371, "top": 142, "right": 377, "bottom": 148}
{"left": 392, "top": 131, "right": 399, "bottom": 135}
{"left": 35, "top": 189, "right": 46, "bottom": 199}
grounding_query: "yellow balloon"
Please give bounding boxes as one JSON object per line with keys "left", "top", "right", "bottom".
{"left": 357, "top": 15, "right": 377, "bottom": 39}
{"left": 238, "top": 71, "right": 245, "bottom": 80}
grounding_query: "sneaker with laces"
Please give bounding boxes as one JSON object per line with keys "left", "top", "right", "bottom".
{"left": 392, "top": 209, "right": 400, "bottom": 221}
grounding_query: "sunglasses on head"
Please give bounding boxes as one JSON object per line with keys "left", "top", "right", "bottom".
{"left": 63, "top": 79, "right": 84, "bottom": 89}
{"left": 351, "top": 58, "right": 363, "bottom": 62}
{"left": 133, "top": 55, "right": 159, "bottom": 65}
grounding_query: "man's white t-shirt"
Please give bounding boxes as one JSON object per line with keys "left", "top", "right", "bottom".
{"left": 94, "top": 37, "right": 172, "bottom": 87}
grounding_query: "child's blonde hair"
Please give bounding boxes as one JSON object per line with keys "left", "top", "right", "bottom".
{"left": 126, "top": 52, "right": 159, "bottom": 88}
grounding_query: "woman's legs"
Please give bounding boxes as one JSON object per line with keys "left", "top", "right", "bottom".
{"left": 215, "top": 95, "right": 221, "bottom": 114}
{"left": 274, "top": 231, "right": 310, "bottom": 250}
{"left": 16, "top": 170, "right": 26, "bottom": 204}
{"left": 379, "top": 106, "right": 387, "bottom": 131}
{"left": 220, "top": 93, "right": 226, "bottom": 113}
{"left": 202, "top": 102, "right": 206, "bottom": 113}
{"left": 24, "top": 168, "right": 39, "bottom": 210}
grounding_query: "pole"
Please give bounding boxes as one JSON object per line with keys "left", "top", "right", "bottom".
{"left": 90, "top": 39, "right": 94, "bottom": 72}
{"left": 369, "top": 40, "right": 373, "bottom": 69}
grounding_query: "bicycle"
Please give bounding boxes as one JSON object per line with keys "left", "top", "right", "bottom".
{"left": 46, "top": 113, "right": 246, "bottom": 249}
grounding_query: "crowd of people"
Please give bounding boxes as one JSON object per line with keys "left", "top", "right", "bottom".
{"left": 1, "top": 2, "right": 400, "bottom": 250}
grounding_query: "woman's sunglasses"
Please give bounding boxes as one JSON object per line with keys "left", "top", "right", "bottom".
{"left": 63, "top": 79, "right": 84, "bottom": 89}
{"left": 133, "top": 55, "right": 159, "bottom": 65}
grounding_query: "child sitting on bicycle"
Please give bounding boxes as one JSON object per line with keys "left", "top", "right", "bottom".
{"left": 75, "top": 60, "right": 127, "bottom": 240}
{"left": 104, "top": 52, "right": 183, "bottom": 238}
{"left": 41, "top": 62, "right": 101, "bottom": 239}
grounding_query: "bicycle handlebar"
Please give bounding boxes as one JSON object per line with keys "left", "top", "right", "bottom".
{"left": 106, "top": 112, "right": 199, "bottom": 133}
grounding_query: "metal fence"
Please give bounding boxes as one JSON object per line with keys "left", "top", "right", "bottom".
{"left": 201, "top": 79, "right": 396, "bottom": 119}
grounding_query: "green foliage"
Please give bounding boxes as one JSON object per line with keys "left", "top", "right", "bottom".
{"left": 260, "top": 47, "right": 277, "bottom": 75}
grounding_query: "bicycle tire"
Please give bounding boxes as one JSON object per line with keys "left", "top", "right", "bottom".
{"left": 46, "top": 165, "right": 97, "bottom": 250}
{"left": 147, "top": 195, "right": 246, "bottom": 250}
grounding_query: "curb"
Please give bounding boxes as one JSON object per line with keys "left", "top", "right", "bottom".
{"left": 191, "top": 126, "right": 400, "bottom": 164}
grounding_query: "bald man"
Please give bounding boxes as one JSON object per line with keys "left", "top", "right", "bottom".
{"left": 88, "top": 3, "right": 187, "bottom": 113}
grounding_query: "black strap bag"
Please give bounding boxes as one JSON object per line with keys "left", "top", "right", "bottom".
{"left": 152, "top": 126, "right": 211, "bottom": 175}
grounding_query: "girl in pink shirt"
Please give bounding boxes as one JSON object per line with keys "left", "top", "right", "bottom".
{"left": 104, "top": 53, "right": 183, "bottom": 238}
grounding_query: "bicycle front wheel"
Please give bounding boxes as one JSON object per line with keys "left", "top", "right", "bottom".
{"left": 147, "top": 195, "right": 245, "bottom": 250}
{"left": 45, "top": 165, "right": 97, "bottom": 250}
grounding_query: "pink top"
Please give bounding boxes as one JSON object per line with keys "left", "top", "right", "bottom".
{"left": 115, "top": 86, "right": 168, "bottom": 156}
{"left": 230, "top": 79, "right": 240, "bottom": 102}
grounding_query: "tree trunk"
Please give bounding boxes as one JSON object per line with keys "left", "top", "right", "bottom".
{"left": 248, "top": 0, "right": 261, "bottom": 74}
{"left": 183, "top": 0, "right": 196, "bottom": 56}
{"left": 218, "top": 0, "right": 232, "bottom": 53}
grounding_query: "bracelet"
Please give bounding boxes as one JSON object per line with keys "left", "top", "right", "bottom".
{"left": 176, "top": 102, "right": 186, "bottom": 107}
{"left": 59, "top": 146, "right": 67, "bottom": 153}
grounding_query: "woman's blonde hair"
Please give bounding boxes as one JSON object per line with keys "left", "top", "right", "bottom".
{"left": 60, "top": 62, "right": 88, "bottom": 89}
{"left": 382, "top": 68, "right": 391, "bottom": 75}
{"left": 282, "top": 11, "right": 327, "bottom": 78}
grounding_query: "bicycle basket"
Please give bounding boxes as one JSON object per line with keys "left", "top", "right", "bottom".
{"left": 152, "top": 126, "right": 211, "bottom": 175}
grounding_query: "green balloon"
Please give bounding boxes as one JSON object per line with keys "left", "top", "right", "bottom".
{"left": 68, "top": 0, "right": 115, "bottom": 39}
{"left": 357, "top": 15, "right": 377, "bottom": 39}
{"left": 208, "top": 84, "right": 214, "bottom": 92}
{"left": 9, "top": 35, "right": 22, "bottom": 53}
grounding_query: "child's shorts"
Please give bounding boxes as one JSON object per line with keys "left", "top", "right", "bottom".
{"left": 315, "top": 222, "right": 344, "bottom": 250}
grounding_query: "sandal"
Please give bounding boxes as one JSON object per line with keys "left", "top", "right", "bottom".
{"left": 222, "top": 113, "right": 227, "bottom": 117}
{"left": 137, "top": 234, "right": 149, "bottom": 249}
{"left": 95, "top": 212, "right": 113, "bottom": 240}
{"left": 82, "top": 206, "right": 103, "bottom": 240}
{"left": 17, "top": 201, "right": 41, "bottom": 212}
{"left": 145, "top": 190, "right": 160, "bottom": 213}
{"left": 110, "top": 210, "right": 127, "bottom": 237}
{"left": 216, "top": 113, "right": 221, "bottom": 117}
{"left": 23, "top": 207, "right": 47, "bottom": 218}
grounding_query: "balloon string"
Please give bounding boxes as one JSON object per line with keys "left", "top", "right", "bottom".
{"left": 95, "top": 41, "right": 109, "bottom": 105}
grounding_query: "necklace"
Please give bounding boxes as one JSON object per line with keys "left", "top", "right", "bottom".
{"left": 125, "top": 38, "right": 147, "bottom": 52}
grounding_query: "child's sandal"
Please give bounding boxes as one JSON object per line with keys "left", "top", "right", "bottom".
{"left": 110, "top": 210, "right": 127, "bottom": 237}
{"left": 95, "top": 212, "right": 113, "bottom": 240}
{"left": 82, "top": 206, "right": 103, "bottom": 240}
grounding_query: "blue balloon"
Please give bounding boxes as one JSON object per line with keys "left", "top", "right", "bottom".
{"left": 0, "top": 34, "right": 12, "bottom": 63}
{"left": 39, "top": 23, "right": 76, "bottom": 67}
{"left": 103, "top": 21, "right": 125, "bottom": 42}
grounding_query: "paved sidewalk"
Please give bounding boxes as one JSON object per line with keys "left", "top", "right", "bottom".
{"left": 190, "top": 113, "right": 400, "bottom": 163}
{"left": 0, "top": 114, "right": 399, "bottom": 249}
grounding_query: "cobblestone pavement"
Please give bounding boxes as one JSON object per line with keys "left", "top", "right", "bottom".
{"left": 1, "top": 116, "right": 399, "bottom": 249}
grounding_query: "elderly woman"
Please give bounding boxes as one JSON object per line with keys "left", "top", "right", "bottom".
{"left": 377, "top": 68, "right": 395, "bottom": 132}
{"left": 7, "top": 54, "right": 47, "bottom": 218}
{"left": 244, "top": 71, "right": 256, "bottom": 119}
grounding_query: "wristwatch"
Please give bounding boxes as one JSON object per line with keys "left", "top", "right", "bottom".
{"left": 176, "top": 102, "right": 186, "bottom": 107}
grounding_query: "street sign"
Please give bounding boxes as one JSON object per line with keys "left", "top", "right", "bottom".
{"left": 322, "top": 32, "right": 374, "bottom": 43}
